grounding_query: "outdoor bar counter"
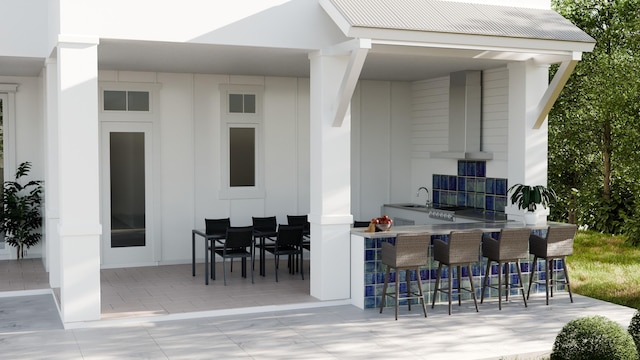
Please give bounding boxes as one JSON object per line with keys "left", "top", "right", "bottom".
{"left": 350, "top": 221, "right": 576, "bottom": 309}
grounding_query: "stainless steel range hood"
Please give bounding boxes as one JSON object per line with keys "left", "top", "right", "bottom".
{"left": 432, "top": 70, "right": 493, "bottom": 160}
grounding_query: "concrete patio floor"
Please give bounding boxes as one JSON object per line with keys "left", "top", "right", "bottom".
{"left": 0, "top": 259, "right": 637, "bottom": 359}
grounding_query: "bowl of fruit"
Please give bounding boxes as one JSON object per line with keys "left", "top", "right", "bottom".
{"left": 374, "top": 215, "right": 392, "bottom": 232}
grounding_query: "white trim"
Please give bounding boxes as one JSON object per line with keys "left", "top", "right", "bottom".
{"left": 99, "top": 82, "right": 161, "bottom": 121}
{"left": 0, "top": 89, "right": 17, "bottom": 259}
{"left": 218, "top": 84, "right": 266, "bottom": 200}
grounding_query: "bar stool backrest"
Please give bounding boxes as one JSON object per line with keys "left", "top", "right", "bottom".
{"left": 445, "top": 230, "right": 483, "bottom": 264}
{"left": 382, "top": 233, "right": 430, "bottom": 268}
{"left": 544, "top": 225, "right": 577, "bottom": 257}
{"left": 496, "top": 228, "right": 531, "bottom": 260}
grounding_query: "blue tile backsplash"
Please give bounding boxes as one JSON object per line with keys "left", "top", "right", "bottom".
{"left": 433, "top": 160, "right": 508, "bottom": 213}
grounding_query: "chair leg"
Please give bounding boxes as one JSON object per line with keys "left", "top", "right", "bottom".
{"left": 414, "top": 267, "right": 427, "bottom": 318}
{"left": 545, "top": 258, "right": 550, "bottom": 305}
{"left": 250, "top": 254, "right": 254, "bottom": 284}
{"left": 497, "top": 261, "right": 503, "bottom": 310}
{"left": 562, "top": 256, "right": 573, "bottom": 303}
{"left": 274, "top": 255, "right": 279, "bottom": 282}
{"left": 504, "top": 262, "right": 510, "bottom": 303}
{"left": 481, "top": 260, "right": 491, "bottom": 304}
{"left": 380, "top": 266, "right": 390, "bottom": 315}
{"left": 468, "top": 263, "right": 478, "bottom": 312}
{"left": 395, "top": 268, "right": 400, "bottom": 321}
{"left": 241, "top": 258, "right": 247, "bottom": 278}
{"left": 457, "top": 265, "right": 462, "bottom": 307}
{"left": 432, "top": 264, "right": 442, "bottom": 309}
{"left": 211, "top": 250, "right": 216, "bottom": 280}
{"left": 516, "top": 260, "right": 527, "bottom": 307}
{"left": 448, "top": 265, "right": 453, "bottom": 315}
{"left": 527, "top": 255, "right": 538, "bottom": 300}
{"left": 300, "top": 249, "right": 304, "bottom": 280}
{"left": 223, "top": 258, "right": 227, "bottom": 286}
{"left": 406, "top": 269, "right": 411, "bottom": 312}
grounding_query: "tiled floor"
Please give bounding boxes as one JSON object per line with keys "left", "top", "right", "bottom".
{"left": 1, "top": 259, "right": 638, "bottom": 359}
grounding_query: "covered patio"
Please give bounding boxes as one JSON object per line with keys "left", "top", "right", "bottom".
{"left": 0, "top": 259, "right": 636, "bottom": 359}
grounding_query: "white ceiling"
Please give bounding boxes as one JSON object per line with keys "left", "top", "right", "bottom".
{"left": 1, "top": 39, "right": 516, "bottom": 82}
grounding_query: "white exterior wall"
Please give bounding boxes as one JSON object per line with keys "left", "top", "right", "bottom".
{"left": 351, "top": 81, "right": 412, "bottom": 222}
{"left": 410, "top": 68, "right": 510, "bottom": 195}
{"left": 96, "top": 71, "right": 317, "bottom": 264}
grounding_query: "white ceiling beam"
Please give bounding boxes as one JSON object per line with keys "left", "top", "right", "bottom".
{"left": 532, "top": 52, "right": 582, "bottom": 129}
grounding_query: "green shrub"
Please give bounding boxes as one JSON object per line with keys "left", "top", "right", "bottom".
{"left": 629, "top": 310, "right": 640, "bottom": 356}
{"left": 550, "top": 315, "right": 638, "bottom": 360}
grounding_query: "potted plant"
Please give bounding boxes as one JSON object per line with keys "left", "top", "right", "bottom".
{"left": 0, "top": 162, "right": 43, "bottom": 259}
{"left": 508, "top": 183, "right": 556, "bottom": 224}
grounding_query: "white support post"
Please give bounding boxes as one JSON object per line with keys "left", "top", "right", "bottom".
{"left": 308, "top": 51, "right": 355, "bottom": 301}
{"left": 506, "top": 60, "right": 550, "bottom": 223}
{"left": 57, "top": 35, "right": 102, "bottom": 323}
{"left": 44, "top": 58, "right": 61, "bottom": 288}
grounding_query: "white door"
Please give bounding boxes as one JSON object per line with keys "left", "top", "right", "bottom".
{"left": 101, "top": 122, "right": 155, "bottom": 267}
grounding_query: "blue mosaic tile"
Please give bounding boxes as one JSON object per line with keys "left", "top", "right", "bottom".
{"left": 466, "top": 162, "right": 476, "bottom": 177}
{"left": 476, "top": 161, "right": 486, "bottom": 177}
{"left": 457, "top": 192, "right": 466, "bottom": 206}
{"left": 365, "top": 250, "right": 375, "bottom": 261}
{"left": 457, "top": 177, "right": 466, "bottom": 191}
{"left": 365, "top": 285, "right": 376, "bottom": 297}
{"left": 433, "top": 174, "right": 440, "bottom": 190}
{"left": 364, "top": 297, "right": 376, "bottom": 309}
{"left": 433, "top": 190, "right": 440, "bottom": 204}
{"left": 476, "top": 179, "right": 485, "bottom": 193}
{"left": 496, "top": 178, "right": 507, "bottom": 195}
{"left": 448, "top": 176, "right": 457, "bottom": 190}
{"left": 485, "top": 195, "right": 495, "bottom": 210}
{"left": 495, "top": 196, "right": 507, "bottom": 212}
{"left": 458, "top": 161, "right": 466, "bottom": 176}
{"left": 475, "top": 194, "right": 485, "bottom": 208}
{"left": 485, "top": 178, "right": 495, "bottom": 194}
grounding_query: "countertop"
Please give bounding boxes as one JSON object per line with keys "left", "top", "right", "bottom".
{"left": 351, "top": 221, "right": 573, "bottom": 238}
{"left": 382, "top": 203, "right": 508, "bottom": 222}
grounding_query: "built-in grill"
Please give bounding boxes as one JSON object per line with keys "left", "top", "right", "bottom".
{"left": 428, "top": 205, "right": 469, "bottom": 221}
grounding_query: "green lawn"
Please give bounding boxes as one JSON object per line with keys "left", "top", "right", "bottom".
{"left": 568, "top": 230, "right": 640, "bottom": 309}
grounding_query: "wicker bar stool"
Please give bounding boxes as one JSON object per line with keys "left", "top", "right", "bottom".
{"left": 379, "top": 233, "right": 430, "bottom": 320}
{"left": 480, "top": 228, "right": 531, "bottom": 310}
{"left": 432, "top": 230, "right": 483, "bottom": 315}
{"left": 527, "top": 225, "right": 578, "bottom": 305}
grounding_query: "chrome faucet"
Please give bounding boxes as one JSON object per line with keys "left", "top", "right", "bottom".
{"left": 417, "top": 186, "right": 431, "bottom": 207}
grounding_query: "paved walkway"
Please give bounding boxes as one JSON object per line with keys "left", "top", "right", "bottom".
{"left": 0, "top": 291, "right": 636, "bottom": 359}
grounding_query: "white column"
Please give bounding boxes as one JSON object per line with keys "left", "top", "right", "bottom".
{"left": 506, "top": 60, "right": 550, "bottom": 222}
{"left": 308, "top": 52, "right": 354, "bottom": 300}
{"left": 44, "top": 58, "right": 61, "bottom": 288}
{"left": 57, "top": 35, "right": 102, "bottom": 323}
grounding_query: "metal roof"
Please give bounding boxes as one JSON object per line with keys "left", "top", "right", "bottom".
{"left": 327, "top": 0, "right": 595, "bottom": 43}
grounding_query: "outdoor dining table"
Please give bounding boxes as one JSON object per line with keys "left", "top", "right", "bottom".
{"left": 191, "top": 229, "right": 225, "bottom": 285}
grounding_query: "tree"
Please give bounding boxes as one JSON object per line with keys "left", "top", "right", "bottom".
{"left": 550, "top": 0, "right": 640, "bottom": 234}
{"left": 0, "top": 162, "right": 43, "bottom": 258}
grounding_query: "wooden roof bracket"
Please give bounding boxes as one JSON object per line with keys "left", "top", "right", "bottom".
{"left": 532, "top": 51, "right": 582, "bottom": 129}
{"left": 331, "top": 38, "right": 371, "bottom": 127}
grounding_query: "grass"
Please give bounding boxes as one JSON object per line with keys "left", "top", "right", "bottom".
{"left": 568, "top": 230, "right": 640, "bottom": 309}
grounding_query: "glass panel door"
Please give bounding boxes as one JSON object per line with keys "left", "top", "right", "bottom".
{"left": 101, "top": 122, "right": 154, "bottom": 267}
{"left": 110, "top": 132, "right": 145, "bottom": 248}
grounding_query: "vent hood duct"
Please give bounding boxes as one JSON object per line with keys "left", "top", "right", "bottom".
{"left": 432, "top": 70, "right": 493, "bottom": 160}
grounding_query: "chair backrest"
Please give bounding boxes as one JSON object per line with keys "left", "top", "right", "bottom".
{"left": 287, "top": 215, "right": 310, "bottom": 232}
{"left": 276, "top": 224, "right": 304, "bottom": 248}
{"left": 447, "top": 230, "right": 483, "bottom": 263}
{"left": 545, "top": 225, "right": 577, "bottom": 256}
{"left": 252, "top": 216, "right": 277, "bottom": 232}
{"left": 205, "top": 218, "right": 230, "bottom": 236}
{"left": 353, "top": 221, "right": 370, "bottom": 228}
{"left": 497, "top": 228, "right": 531, "bottom": 259}
{"left": 384, "top": 233, "right": 430, "bottom": 268}
{"left": 224, "top": 226, "right": 254, "bottom": 249}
